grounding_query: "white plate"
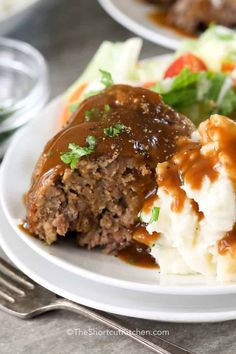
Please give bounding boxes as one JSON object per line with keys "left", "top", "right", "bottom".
{"left": 2, "top": 201, "right": 236, "bottom": 322}
{"left": 2, "top": 90, "right": 236, "bottom": 297}
{"left": 0, "top": 0, "right": 42, "bottom": 35}
{"left": 98, "top": 0, "right": 184, "bottom": 49}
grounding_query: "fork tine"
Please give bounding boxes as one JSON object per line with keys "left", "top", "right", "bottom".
{"left": 0, "top": 271, "right": 25, "bottom": 296}
{"left": 0, "top": 286, "right": 15, "bottom": 303}
{"left": 0, "top": 258, "right": 34, "bottom": 290}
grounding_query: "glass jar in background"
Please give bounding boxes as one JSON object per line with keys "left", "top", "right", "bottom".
{"left": 0, "top": 37, "right": 49, "bottom": 156}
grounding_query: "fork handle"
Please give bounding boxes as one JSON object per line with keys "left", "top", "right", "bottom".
{"left": 47, "top": 298, "right": 194, "bottom": 354}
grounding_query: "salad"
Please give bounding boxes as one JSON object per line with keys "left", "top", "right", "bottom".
{"left": 61, "top": 25, "right": 236, "bottom": 127}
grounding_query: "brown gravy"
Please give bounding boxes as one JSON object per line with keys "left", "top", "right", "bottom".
{"left": 118, "top": 240, "right": 159, "bottom": 268}
{"left": 157, "top": 159, "right": 186, "bottom": 213}
{"left": 36, "top": 85, "right": 191, "bottom": 179}
{"left": 142, "top": 193, "right": 158, "bottom": 214}
{"left": 132, "top": 226, "right": 159, "bottom": 247}
{"left": 190, "top": 200, "right": 204, "bottom": 221}
{"left": 26, "top": 84, "right": 192, "bottom": 232}
{"left": 24, "top": 84, "right": 194, "bottom": 268}
{"left": 148, "top": 10, "right": 197, "bottom": 39}
{"left": 18, "top": 222, "right": 33, "bottom": 237}
{"left": 200, "top": 116, "right": 236, "bottom": 191}
{"left": 157, "top": 115, "right": 236, "bottom": 255}
{"left": 157, "top": 115, "right": 236, "bottom": 213}
{"left": 218, "top": 223, "right": 236, "bottom": 255}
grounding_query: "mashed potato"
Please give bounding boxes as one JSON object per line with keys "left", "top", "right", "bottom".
{"left": 140, "top": 115, "right": 236, "bottom": 282}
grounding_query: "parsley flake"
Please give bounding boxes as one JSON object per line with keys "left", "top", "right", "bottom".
{"left": 84, "top": 107, "right": 100, "bottom": 121}
{"left": 69, "top": 102, "right": 79, "bottom": 114}
{"left": 100, "top": 69, "right": 114, "bottom": 88}
{"left": 84, "top": 105, "right": 111, "bottom": 121}
{"left": 84, "top": 110, "right": 93, "bottom": 121}
{"left": 149, "top": 207, "right": 160, "bottom": 224}
{"left": 60, "top": 136, "right": 97, "bottom": 169}
{"left": 104, "top": 124, "right": 125, "bottom": 137}
{"left": 86, "top": 135, "right": 98, "bottom": 147}
{"left": 104, "top": 104, "right": 111, "bottom": 113}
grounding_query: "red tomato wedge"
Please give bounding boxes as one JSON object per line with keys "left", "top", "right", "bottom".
{"left": 164, "top": 53, "right": 207, "bottom": 79}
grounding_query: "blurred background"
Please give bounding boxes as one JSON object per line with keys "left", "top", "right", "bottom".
{"left": 6, "top": 0, "right": 169, "bottom": 98}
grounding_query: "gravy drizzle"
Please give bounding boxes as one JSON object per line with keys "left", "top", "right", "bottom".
{"left": 25, "top": 84, "right": 193, "bottom": 268}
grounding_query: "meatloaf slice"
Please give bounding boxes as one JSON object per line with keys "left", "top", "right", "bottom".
{"left": 25, "top": 84, "right": 194, "bottom": 253}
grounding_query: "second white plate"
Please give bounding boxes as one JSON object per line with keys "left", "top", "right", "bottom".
{"left": 98, "top": 0, "right": 183, "bottom": 49}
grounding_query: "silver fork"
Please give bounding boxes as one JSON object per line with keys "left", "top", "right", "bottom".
{"left": 0, "top": 257, "right": 195, "bottom": 354}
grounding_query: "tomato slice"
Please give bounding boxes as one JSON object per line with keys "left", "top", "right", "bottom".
{"left": 164, "top": 53, "right": 207, "bottom": 79}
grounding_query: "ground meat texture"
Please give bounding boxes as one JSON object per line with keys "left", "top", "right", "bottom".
{"left": 25, "top": 84, "right": 194, "bottom": 253}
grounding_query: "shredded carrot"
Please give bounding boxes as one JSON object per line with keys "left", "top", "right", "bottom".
{"left": 68, "top": 82, "right": 88, "bottom": 103}
{"left": 221, "top": 62, "right": 236, "bottom": 73}
{"left": 143, "top": 81, "right": 156, "bottom": 88}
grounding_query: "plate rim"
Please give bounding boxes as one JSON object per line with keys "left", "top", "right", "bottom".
{"left": 2, "top": 202, "right": 236, "bottom": 323}
{"left": 2, "top": 70, "right": 236, "bottom": 296}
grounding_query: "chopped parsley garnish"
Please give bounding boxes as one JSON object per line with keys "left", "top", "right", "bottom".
{"left": 81, "top": 70, "right": 113, "bottom": 100}
{"left": 68, "top": 71, "right": 113, "bottom": 115}
{"left": 86, "top": 135, "right": 98, "bottom": 147}
{"left": 84, "top": 108, "right": 100, "bottom": 121}
{"left": 84, "top": 105, "right": 111, "bottom": 121}
{"left": 100, "top": 69, "right": 114, "bottom": 88}
{"left": 60, "top": 136, "right": 97, "bottom": 169}
{"left": 69, "top": 102, "right": 79, "bottom": 114}
{"left": 104, "top": 124, "right": 125, "bottom": 137}
{"left": 104, "top": 104, "right": 111, "bottom": 113}
{"left": 138, "top": 206, "right": 160, "bottom": 224}
{"left": 149, "top": 207, "right": 160, "bottom": 224}
{"left": 84, "top": 110, "right": 93, "bottom": 121}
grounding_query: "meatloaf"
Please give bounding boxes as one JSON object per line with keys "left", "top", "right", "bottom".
{"left": 168, "top": 0, "right": 236, "bottom": 34}
{"left": 25, "top": 84, "right": 194, "bottom": 253}
{"left": 145, "top": 0, "right": 236, "bottom": 34}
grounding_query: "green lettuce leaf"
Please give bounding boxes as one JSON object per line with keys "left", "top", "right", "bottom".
{"left": 152, "top": 66, "right": 236, "bottom": 125}
{"left": 206, "top": 72, "right": 226, "bottom": 101}
{"left": 66, "top": 38, "right": 142, "bottom": 100}
{"left": 219, "top": 89, "right": 236, "bottom": 116}
{"left": 171, "top": 67, "right": 200, "bottom": 91}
